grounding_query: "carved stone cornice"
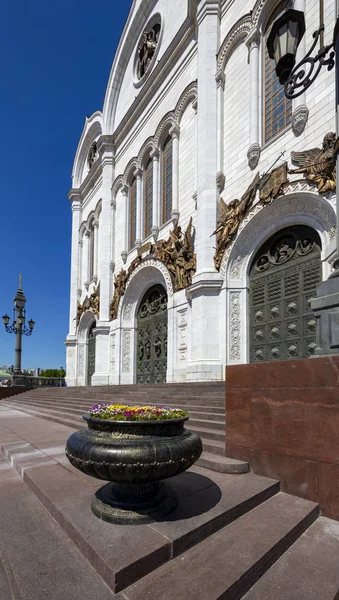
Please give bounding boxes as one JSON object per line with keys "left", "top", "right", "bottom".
{"left": 68, "top": 188, "right": 82, "bottom": 205}
{"left": 197, "top": 0, "right": 221, "bottom": 25}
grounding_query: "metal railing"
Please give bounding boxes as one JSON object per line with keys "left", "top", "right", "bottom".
{"left": 11, "top": 375, "right": 66, "bottom": 388}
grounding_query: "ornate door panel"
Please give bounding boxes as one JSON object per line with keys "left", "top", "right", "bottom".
{"left": 87, "top": 324, "right": 96, "bottom": 385}
{"left": 249, "top": 226, "right": 321, "bottom": 363}
{"left": 137, "top": 285, "right": 168, "bottom": 384}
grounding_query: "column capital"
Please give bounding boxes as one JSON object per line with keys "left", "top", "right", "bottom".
{"left": 121, "top": 185, "right": 128, "bottom": 196}
{"left": 135, "top": 168, "right": 143, "bottom": 180}
{"left": 215, "top": 71, "right": 225, "bottom": 90}
{"left": 246, "top": 28, "right": 260, "bottom": 51}
{"left": 93, "top": 219, "right": 99, "bottom": 229}
{"left": 169, "top": 124, "right": 180, "bottom": 139}
{"left": 150, "top": 148, "right": 160, "bottom": 161}
{"left": 110, "top": 198, "right": 117, "bottom": 209}
{"left": 85, "top": 229, "right": 91, "bottom": 238}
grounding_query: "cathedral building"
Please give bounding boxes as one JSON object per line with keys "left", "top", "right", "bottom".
{"left": 65, "top": 0, "right": 337, "bottom": 386}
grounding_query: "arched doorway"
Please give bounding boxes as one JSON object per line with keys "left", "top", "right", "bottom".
{"left": 249, "top": 225, "right": 321, "bottom": 363}
{"left": 137, "top": 285, "right": 168, "bottom": 384}
{"left": 87, "top": 322, "right": 96, "bottom": 385}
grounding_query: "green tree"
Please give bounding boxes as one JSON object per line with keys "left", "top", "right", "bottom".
{"left": 40, "top": 368, "right": 66, "bottom": 378}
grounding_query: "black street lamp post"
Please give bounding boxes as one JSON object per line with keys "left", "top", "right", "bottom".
{"left": 2, "top": 276, "right": 35, "bottom": 375}
{"left": 267, "top": 1, "right": 339, "bottom": 355}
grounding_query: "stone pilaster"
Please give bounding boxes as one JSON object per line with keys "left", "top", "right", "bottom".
{"left": 68, "top": 189, "right": 82, "bottom": 335}
{"left": 187, "top": 0, "right": 223, "bottom": 381}
{"left": 215, "top": 71, "right": 225, "bottom": 192}
{"left": 121, "top": 185, "right": 128, "bottom": 263}
{"left": 292, "top": 0, "right": 308, "bottom": 135}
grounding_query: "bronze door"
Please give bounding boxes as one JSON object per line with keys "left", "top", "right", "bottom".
{"left": 137, "top": 285, "right": 168, "bottom": 384}
{"left": 249, "top": 226, "right": 321, "bottom": 363}
{"left": 87, "top": 323, "right": 96, "bottom": 385}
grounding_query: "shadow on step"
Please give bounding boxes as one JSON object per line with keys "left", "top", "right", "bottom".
{"left": 159, "top": 471, "right": 222, "bottom": 521}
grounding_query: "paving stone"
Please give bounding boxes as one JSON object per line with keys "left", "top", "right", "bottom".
{"left": 0, "top": 456, "right": 120, "bottom": 600}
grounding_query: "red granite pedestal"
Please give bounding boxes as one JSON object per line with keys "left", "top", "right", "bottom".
{"left": 226, "top": 356, "right": 339, "bottom": 520}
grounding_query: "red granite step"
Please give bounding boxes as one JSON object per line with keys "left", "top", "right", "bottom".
{"left": 123, "top": 493, "right": 319, "bottom": 600}
{"left": 243, "top": 517, "right": 339, "bottom": 600}
{"left": 0, "top": 413, "right": 279, "bottom": 595}
{"left": 197, "top": 452, "right": 248, "bottom": 474}
{"left": 0, "top": 455, "right": 119, "bottom": 600}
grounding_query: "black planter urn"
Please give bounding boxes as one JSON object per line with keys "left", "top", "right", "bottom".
{"left": 65, "top": 415, "right": 202, "bottom": 524}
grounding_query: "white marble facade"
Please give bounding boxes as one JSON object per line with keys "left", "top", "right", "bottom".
{"left": 66, "top": 0, "right": 337, "bottom": 386}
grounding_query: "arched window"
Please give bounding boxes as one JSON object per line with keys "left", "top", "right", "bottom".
{"left": 144, "top": 157, "right": 153, "bottom": 238}
{"left": 264, "top": 2, "right": 292, "bottom": 144}
{"left": 161, "top": 135, "right": 173, "bottom": 224}
{"left": 129, "top": 177, "right": 137, "bottom": 250}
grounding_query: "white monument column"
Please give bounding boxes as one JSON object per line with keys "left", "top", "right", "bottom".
{"left": 170, "top": 125, "right": 180, "bottom": 222}
{"left": 187, "top": 0, "right": 223, "bottom": 382}
{"left": 67, "top": 189, "right": 82, "bottom": 334}
{"left": 246, "top": 30, "right": 261, "bottom": 169}
{"left": 121, "top": 185, "right": 128, "bottom": 263}
{"left": 135, "top": 169, "right": 142, "bottom": 247}
{"left": 91, "top": 136, "right": 115, "bottom": 385}
{"left": 151, "top": 149, "right": 160, "bottom": 239}
{"left": 292, "top": 0, "right": 308, "bottom": 134}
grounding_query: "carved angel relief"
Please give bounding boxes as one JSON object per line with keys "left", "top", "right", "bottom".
{"left": 289, "top": 132, "right": 336, "bottom": 193}
{"left": 76, "top": 286, "right": 100, "bottom": 327}
{"left": 213, "top": 173, "right": 260, "bottom": 270}
{"left": 109, "top": 219, "right": 196, "bottom": 321}
{"left": 137, "top": 24, "right": 161, "bottom": 79}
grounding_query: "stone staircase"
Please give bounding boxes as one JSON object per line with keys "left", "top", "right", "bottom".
{"left": 1, "top": 383, "right": 248, "bottom": 473}
{"left": 1, "top": 399, "right": 339, "bottom": 598}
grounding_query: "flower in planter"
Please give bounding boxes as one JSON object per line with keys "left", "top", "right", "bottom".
{"left": 88, "top": 403, "right": 188, "bottom": 421}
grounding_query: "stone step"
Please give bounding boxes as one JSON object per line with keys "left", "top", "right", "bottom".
{"left": 188, "top": 424, "right": 225, "bottom": 442}
{"left": 7, "top": 394, "right": 225, "bottom": 409}
{"left": 1, "top": 401, "right": 83, "bottom": 430}
{"left": 197, "top": 452, "right": 248, "bottom": 474}
{"left": 243, "top": 517, "right": 339, "bottom": 600}
{"left": 200, "top": 439, "right": 226, "bottom": 456}
{"left": 0, "top": 424, "right": 279, "bottom": 595}
{"left": 188, "top": 417, "right": 225, "bottom": 431}
{"left": 0, "top": 455, "right": 118, "bottom": 600}
{"left": 3, "top": 396, "right": 225, "bottom": 418}
{"left": 122, "top": 493, "right": 319, "bottom": 600}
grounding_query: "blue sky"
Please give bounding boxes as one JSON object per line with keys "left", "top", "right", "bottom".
{"left": 0, "top": 0, "right": 132, "bottom": 369}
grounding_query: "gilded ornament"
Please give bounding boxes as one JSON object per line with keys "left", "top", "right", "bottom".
{"left": 259, "top": 162, "right": 288, "bottom": 204}
{"left": 289, "top": 132, "right": 336, "bottom": 193}
{"left": 213, "top": 173, "right": 260, "bottom": 270}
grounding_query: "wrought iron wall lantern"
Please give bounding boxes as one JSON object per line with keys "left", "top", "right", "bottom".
{"left": 267, "top": 6, "right": 336, "bottom": 99}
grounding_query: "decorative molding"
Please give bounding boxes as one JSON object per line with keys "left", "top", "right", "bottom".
{"left": 110, "top": 261, "right": 115, "bottom": 272}
{"left": 292, "top": 105, "right": 309, "bottom": 136}
{"left": 122, "top": 330, "right": 131, "bottom": 373}
{"left": 221, "top": 188, "right": 336, "bottom": 280}
{"left": 216, "top": 171, "right": 226, "bottom": 193}
{"left": 78, "top": 345, "right": 85, "bottom": 378}
{"left": 245, "top": 28, "right": 260, "bottom": 51}
{"left": 247, "top": 143, "right": 261, "bottom": 170}
{"left": 125, "top": 258, "right": 174, "bottom": 299}
{"left": 230, "top": 292, "right": 241, "bottom": 362}
{"left": 215, "top": 71, "right": 226, "bottom": 90}
{"left": 174, "top": 81, "right": 198, "bottom": 125}
{"left": 177, "top": 307, "right": 188, "bottom": 362}
{"left": 110, "top": 333, "right": 116, "bottom": 375}
{"left": 217, "top": 14, "right": 252, "bottom": 72}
